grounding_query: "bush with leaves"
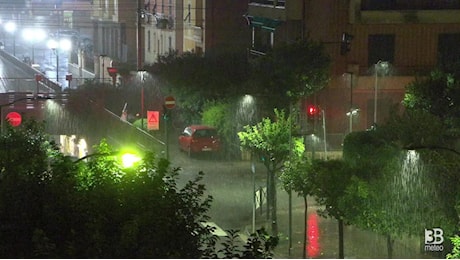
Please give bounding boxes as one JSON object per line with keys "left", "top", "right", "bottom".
{"left": 0, "top": 121, "right": 278, "bottom": 258}
{"left": 447, "top": 235, "right": 460, "bottom": 259}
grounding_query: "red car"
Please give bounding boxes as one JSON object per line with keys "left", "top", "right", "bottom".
{"left": 178, "top": 125, "right": 221, "bottom": 156}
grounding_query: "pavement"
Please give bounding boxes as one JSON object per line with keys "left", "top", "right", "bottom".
{"left": 240, "top": 189, "right": 436, "bottom": 259}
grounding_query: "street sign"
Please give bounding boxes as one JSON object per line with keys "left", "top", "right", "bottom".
{"left": 107, "top": 67, "right": 118, "bottom": 77}
{"left": 147, "top": 110, "right": 159, "bottom": 130}
{"left": 5, "top": 111, "right": 22, "bottom": 127}
{"left": 164, "top": 96, "right": 176, "bottom": 109}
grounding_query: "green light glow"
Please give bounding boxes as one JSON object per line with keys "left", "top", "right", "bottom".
{"left": 121, "top": 153, "right": 141, "bottom": 168}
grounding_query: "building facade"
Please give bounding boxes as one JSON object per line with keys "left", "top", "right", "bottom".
{"left": 142, "top": 0, "right": 182, "bottom": 64}
{"left": 90, "top": 0, "right": 139, "bottom": 83}
{"left": 246, "top": 0, "right": 460, "bottom": 148}
{"left": 142, "top": 0, "right": 249, "bottom": 65}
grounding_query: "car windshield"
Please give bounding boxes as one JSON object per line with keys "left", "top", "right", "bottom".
{"left": 194, "top": 129, "right": 217, "bottom": 138}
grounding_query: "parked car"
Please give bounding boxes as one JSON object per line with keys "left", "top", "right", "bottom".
{"left": 178, "top": 125, "right": 221, "bottom": 156}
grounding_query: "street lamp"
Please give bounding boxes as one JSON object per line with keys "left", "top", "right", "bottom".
{"left": 346, "top": 108, "right": 360, "bottom": 133}
{"left": 4, "top": 21, "right": 16, "bottom": 56}
{"left": 373, "top": 60, "right": 389, "bottom": 128}
{"left": 47, "top": 38, "right": 72, "bottom": 84}
{"left": 343, "top": 72, "right": 358, "bottom": 133}
{"left": 22, "top": 28, "right": 46, "bottom": 64}
{"left": 74, "top": 150, "right": 142, "bottom": 169}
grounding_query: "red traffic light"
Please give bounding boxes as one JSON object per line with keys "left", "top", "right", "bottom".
{"left": 307, "top": 105, "right": 319, "bottom": 117}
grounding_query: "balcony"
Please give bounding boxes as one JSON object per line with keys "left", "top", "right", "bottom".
{"left": 248, "top": 0, "right": 301, "bottom": 21}
{"left": 153, "top": 13, "right": 174, "bottom": 29}
{"left": 184, "top": 25, "right": 202, "bottom": 44}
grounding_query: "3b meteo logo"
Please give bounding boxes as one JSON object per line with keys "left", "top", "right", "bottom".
{"left": 424, "top": 228, "right": 444, "bottom": 252}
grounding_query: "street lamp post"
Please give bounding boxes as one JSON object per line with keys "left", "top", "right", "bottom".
{"left": 345, "top": 71, "right": 359, "bottom": 133}
{"left": 251, "top": 161, "right": 256, "bottom": 234}
{"left": 100, "top": 54, "right": 107, "bottom": 84}
{"left": 138, "top": 71, "right": 146, "bottom": 129}
{"left": 373, "top": 60, "right": 389, "bottom": 127}
{"left": 47, "top": 38, "right": 71, "bottom": 85}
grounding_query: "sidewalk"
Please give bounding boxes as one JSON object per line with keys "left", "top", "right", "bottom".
{"left": 242, "top": 191, "right": 433, "bottom": 259}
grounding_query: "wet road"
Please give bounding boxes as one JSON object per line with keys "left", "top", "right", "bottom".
{"left": 166, "top": 138, "right": 436, "bottom": 258}
{"left": 0, "top": 51, "right": 37, "bottom": 93}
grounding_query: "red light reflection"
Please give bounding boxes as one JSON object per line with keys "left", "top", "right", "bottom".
{"left": 306, "top": 212, "right": 321, "bottom": 258}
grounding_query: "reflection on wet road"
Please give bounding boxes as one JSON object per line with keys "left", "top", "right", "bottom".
{"left": 0, "top": 52, "right": 37, "bottom": 93}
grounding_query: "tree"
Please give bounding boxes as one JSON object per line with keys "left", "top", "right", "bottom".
{"left": 238, "top": 109, "right": 304, "bottom": 236}
{"left": 201, "top": 100, "right": 234, "bottom": 158}
{"left": 342, "top": 130, "right": 459, "bottom": 258}
{"left": 73, "top": 141, "right": 215, "bottom": 258}
{"left": 279, "top": 154, "right": 313, "bottom": 258}
{"left": 403, "top": 69, "right": 460, "bottom": 129}
{"left": 0, "top": 121, "right": 79, "bottom": 258}
{"left": 310, "top": 159, "right": 354, "bottom": 259}
{"left": 447, "top": 235, "right": 460, "bottom": 259}
{"left": 249, "top": 38, "right": 331, "bottom": 108}
{"left": 148, "top": 51, "right": 252, "bottom": 125}
{"left": 0, "top": 120, "right": 278, "bottom": 258}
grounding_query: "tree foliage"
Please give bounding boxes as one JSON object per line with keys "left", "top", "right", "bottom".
{"left": 238, "top": 109, "right": 304, "bottom": 235}
{"left": 151, "top": 51, "right": 250, "bottom": 98}
{"left": 0, "top": 121, "right": 277, "bottom": 258}
{"left": 201, "top": 100, "right": 239, "bottom": 158}
{"left": 250, "top": 38, "right": 331, "bottom": 104}
{"left": 310, "top": 159, "right": 354, "bottom": 221}
{"left": 337, "top": 67, "right": 460, "bottom": 257}
{"left": 238, "top": 109, "right": 304, "bottom": 172}
{"left": 403, "top": 69, "right": 460, "bottom": 129}
{"left": 447, "top": 235, "right": 460, "bottom": 259}
{"left": 147, "top": 39, "right": 331, "bottom": 125}
{"left": 342, "top": 130, "right": 459, "bottom": 255}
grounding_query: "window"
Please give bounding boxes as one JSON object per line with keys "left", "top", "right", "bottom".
{"left": 368, "top": 34, "right": 395, "bottom": 66}
{"left": 194, "top": 129, "right": 217, "bottom": 138}
{"left": 361, "top": 0, "right": 460, "bottom": 10}
{"left": 147, "top": 30, "right": 151, "bottom": 52}
{"left": 438, "top": 33, "right": 460, "bottom": 69}
{"left": 253, "top": 27, "right": 273, "bottom": 53}
{"left": 249, "top": 0, "right": 285, "bottom": 7}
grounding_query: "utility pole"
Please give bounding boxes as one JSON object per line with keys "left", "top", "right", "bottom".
{"left": 137, "top": 0, "right": 143, "bottom": 71}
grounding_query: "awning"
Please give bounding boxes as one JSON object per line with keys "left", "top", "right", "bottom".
{"left": 244, "top": 15, "right": 283, "bottom": 31}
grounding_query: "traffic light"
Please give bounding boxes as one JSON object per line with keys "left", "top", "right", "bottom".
{"left": 340, "top": 32, "right": 353, "bottom": 55}
{"left": 305, "top": 104, "right": 320, "bottom": 134}
{"left": 307, "top": 104, "right": 319, "bottom": 119}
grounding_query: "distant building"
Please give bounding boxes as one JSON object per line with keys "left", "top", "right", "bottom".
{"left": 142, "top": 0, "right": 249, "bottom": 65}
{"left": 246, "top": 0, "right": 460, "bottom": 148}
{"left": 142, "top": 0, "right": 182, "bottom": 64}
